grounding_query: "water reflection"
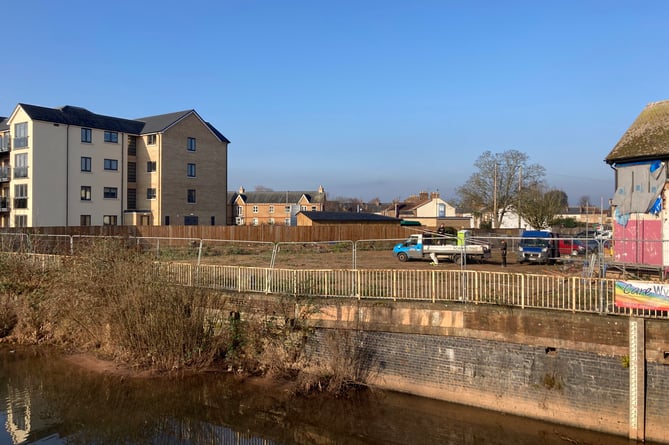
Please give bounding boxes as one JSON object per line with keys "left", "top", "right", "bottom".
{"left": 0, "top": 346, "right": 652, "bottom": 445}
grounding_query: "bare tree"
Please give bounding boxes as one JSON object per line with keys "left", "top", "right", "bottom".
{"left": 578, "top": 195, "right": 590, "bottom": 207}
{"left": 518, "top": 185, "right": 567, "bottom": 230}
{"left": 255, "top": 185, "right": 274, "bottom": 191}
{"left": 456, "top": 150, "right": 545, "bottom": 228}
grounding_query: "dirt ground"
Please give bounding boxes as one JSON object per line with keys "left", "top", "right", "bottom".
{"left": 186, "top": 243, "right": 608, "bottom": 277}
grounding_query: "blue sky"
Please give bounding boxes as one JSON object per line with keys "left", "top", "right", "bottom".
{"left": 2, "top": 1, "right": 668, "bottom": 206}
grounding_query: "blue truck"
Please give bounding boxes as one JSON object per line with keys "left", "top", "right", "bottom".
{"left": 517, "top": 230, "right": 560, "bottom": 264}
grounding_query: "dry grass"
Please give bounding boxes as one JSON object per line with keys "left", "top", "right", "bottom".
{"left": 0, "top": 239, "right": 378, "bottom": 394}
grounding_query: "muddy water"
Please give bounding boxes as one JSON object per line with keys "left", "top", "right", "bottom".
{"left": 0, "top": 346, "right": 651, "bottom": 445}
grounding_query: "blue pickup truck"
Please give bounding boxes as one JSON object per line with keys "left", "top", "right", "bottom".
{"left": 517, "top": 230, "right": 560, "bottom": 264}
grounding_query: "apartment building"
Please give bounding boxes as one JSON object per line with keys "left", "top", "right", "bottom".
{"left": 228, "top": 186, "right": 326, "bottom": 226}
{"left": 0, "top": 104, "right": 229, "bottom": 227}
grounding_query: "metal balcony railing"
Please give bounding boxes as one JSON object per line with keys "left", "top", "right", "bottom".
{"left": 13, "top": 166, "right": 28, "bottom": 178}
{"left": 13, "top": 137, "right": 28, "bottom": 148}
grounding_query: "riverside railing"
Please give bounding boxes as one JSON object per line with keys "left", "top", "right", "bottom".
{"left": 154, "top": 262, "right": 665, "bottom": 320}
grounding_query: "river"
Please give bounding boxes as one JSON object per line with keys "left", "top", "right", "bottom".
{"left": 0, "top": 346, "right": 651, "bottom": 445}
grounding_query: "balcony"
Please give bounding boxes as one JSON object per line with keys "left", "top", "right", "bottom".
{"left": 0, "top": 198, "right": 9, "bottom": 212}
{"left": 0, "top": 137, "right": 9, "bottom": 153}
{"left": 0, "top": 167, "right": 9, "bottom": 182}
{"left": 13, "top": 197, "right": 27, "bottom": 209}
{"left": 13, "top": 166, "right": 28, "bottom": 179}
{"left": 13, "top": 137, "right": 28, "bottom": 149}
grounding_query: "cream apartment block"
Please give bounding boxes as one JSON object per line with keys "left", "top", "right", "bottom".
{"left": 0, "top": 104, "right": 229, "bottom": 227}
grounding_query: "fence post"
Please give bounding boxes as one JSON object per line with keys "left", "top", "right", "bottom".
{"left": 520, "top": 274, "right": 525, "bottom": 309}
{"left": 431, "top": 270, "right": 436, "bottom": 303}
{"left": 293, "top": 269, "right": 298, "bottom": 296}
{"left": 69, "top": 235, "right": 74, "bottom": 255}
{"left": 237, "top": 267, "right": 242, "bottom": 293}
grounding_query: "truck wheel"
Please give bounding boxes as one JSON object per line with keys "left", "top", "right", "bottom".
{"left": 397, "top": 252, "right": 409, "bottom": 262}
{"left": 451, "top": 254, "right": 461, "bottom": 264}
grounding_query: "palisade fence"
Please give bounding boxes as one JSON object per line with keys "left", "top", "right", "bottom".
{"left": 2, "top": 232, "right": 668, "bottom": 320}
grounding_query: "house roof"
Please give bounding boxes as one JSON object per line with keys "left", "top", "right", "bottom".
{"left": 0, "top": 117, "right": 7, "bottom": 131}
{"left": 9, "top": 103, "right": 230, "bottom": 144}
{"left": 299, "top": 211, "right": 400, "bottom": 223}
{"left": 17, "top": 104, "right": 145, "bottom": 134}
{"left": 606, "top": 100, "right": 669, "bottom": 164}
{"left": 135, "top": 110, "right": 194, "bottom": 134}
{"left": 232, "top": 190, "right": 326, "bottom": 204}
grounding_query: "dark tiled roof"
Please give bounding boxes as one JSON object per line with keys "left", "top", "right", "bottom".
{"left": 300, "top": 211, "right": 400, "bottom": 223}
{"left": 206, "top": 122, "right": 231, "bottom": 143}
{"left": 606, "top": 100, "right": 669, "bottom": 163}
{"left": 235, "top": 191, "right": 325, "bottom": 204}
{"left": 134, "top": 110, "right": 193, "bottom": 133}
{"left": 0, "top": 117, "right": 7, "bottom": 131}
{"left": 135, "top": 110, "right": 230, "bottom": 143}
{"left": 15, "top": 104, "right": 230, "bottom": 144}
{"left": 20, "top": 104, "right": 144, "bottom": 134}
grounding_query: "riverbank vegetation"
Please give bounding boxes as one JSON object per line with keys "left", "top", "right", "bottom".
{"left": 0, "top": 239, "right": 368, "bottom": 395}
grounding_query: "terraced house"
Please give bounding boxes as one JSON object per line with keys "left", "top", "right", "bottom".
{"left": 228, "top": 186, "right": 326, "bottom": 226}
{"left": 0, "top": 104, "right": 229, "bottom": 227}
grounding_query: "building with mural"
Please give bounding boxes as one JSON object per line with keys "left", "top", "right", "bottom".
{"left": 606, "top": 99, "right": 669, "bottom": 269}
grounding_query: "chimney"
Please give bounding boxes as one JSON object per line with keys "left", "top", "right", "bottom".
{"left": 238, "top": 186, "right": 245, "bottom": 194}
{"left": 419, "top": 191, "right": 428, "bottom": 200}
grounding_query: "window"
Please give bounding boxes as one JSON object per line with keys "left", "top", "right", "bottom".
{"left": 14, "top": 153, "right": 28, "bottom": 178}
{"left": 252, "top": 205, "right": 258, "bottom": 213}
{"left": 147, "top": 188, "right": 156, "bottom": 199}
{"left": 147, "top": 161, "right": 156, "bottom": 172}
{"left": 80, "top": 215, "right": 91, "bottom": 226}
{"left": 284, "top": 218, "right": 291, "bottom": 226}
{"left": 81, "top": 128, "right": 92, "bottom": 143}
{"left": 104, "top": 131, "right": 118, "bottom": 143}
{"left": 269, "top": 205, "right": 274, "bottom": 213}
{"left": 269, "top": 218, "right": 275, "bottom": 225}
{"left": 187, "top": 137, "right": 196, "bottom": 151}
{"left": 165, "top": 216, "right": 170, "bottom": 225}
{"left": 104, "top": 187, "right": 118, "bottom": 199}
{"left": 237, "top": 206, "right": 243, "bottom": 215}
{"left": 127, "top": 188, "right": 136, "bottom": 209}
{"left": 14, "top": 215, "right": 27, "bottom": 228}
{"left": 187, "top": 189, "right": 196, "bottom": 203}
{"left": 184, "top": 215, "right": 198, "bottom": 225}
{"left": 14, "top": 184, "right": 27, "bottom": 209}
{"left": 311, "top": 206, "right": 317, "bottom": 211}
{"left": 301, "top": 205, "right": 307, "bottom": 211}
{"left": 147, "top": 134, "right": 156, "bottom": 145}
{"left": 104, "top": 159, "right": 118, "bottom": 171}
{"left": 127, "top": 135, "right": 137, "bottom": 156}
{"left": 252, "top": 218, "right": 258, "bottom": 226}
{"left": 103, "top": 215, "right": 118, "bottom": 226}
{"left": 128, "top": 162, "right": 136, "bottom": 182}
{"left": 81, "top": 157, "right": 92, "bottom": 172}
{"left": 284, "top": 205, "right": 291, "bottom": 213}
{"left": 81, "top": 186, "right": 91, "bottom": 201}
{"left": 187, "top": 163, "right": 196, "bottom": 177}
{"left": 14, "top": 123, "right": 28, "bottom": 148}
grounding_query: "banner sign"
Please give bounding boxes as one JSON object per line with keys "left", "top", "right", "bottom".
{"left": 614, "top": 280, "right": 669, "bottom": 310}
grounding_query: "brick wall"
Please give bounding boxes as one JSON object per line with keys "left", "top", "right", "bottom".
{"left": 304, "top": 301, "right": 669, "bottom": 442}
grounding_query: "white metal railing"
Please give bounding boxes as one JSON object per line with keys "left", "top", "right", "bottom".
{"left": 1, "top": 237, "right": 667, "bottom": 319}
{"left": 149, "top": 262, "right": 662, "bottom": 319}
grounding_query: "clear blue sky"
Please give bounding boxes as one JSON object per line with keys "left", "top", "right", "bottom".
{"left": 2, "top": 1, "right": 668, "bottom": 206}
